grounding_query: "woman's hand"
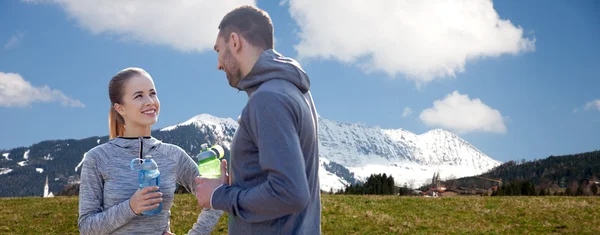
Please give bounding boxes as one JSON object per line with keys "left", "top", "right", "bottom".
{"left": 129, "top": 186, "right": 163, "bottom": 215}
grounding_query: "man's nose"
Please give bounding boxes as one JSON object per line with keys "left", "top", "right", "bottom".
{"left": 217, "top": 63, "right": 223, "bottom": 71}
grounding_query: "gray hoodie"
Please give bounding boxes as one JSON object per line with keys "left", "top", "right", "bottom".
{"left": 211, "top": 49, "right": 321, "bottom": 234}
{"left": 78, "top": 137, "right": 222, "bottom": 234}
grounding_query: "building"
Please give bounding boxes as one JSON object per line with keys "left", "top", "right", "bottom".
{"left": 43, "top": 175, "right": 54, "bottom": 198}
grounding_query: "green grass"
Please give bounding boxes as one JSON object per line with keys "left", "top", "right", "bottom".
{"left": 1, "top": 195, "right": 599, "bottom": 234}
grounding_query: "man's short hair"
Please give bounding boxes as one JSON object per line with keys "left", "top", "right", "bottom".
{"left": 218, "top": 5, "right": 274, "bottom": 50}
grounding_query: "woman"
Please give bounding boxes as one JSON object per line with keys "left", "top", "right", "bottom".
{"left": 78, "top": 67, "right": 222, "bottom": 234}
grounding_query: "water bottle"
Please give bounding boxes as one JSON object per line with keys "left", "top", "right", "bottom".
{"left": 130, "top": 155, "right": 162, "bottom": 215}
{"left": 197, "top": 143, "right": 224, "bottom": 179}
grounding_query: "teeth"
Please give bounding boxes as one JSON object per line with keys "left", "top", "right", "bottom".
{"left": 143, "top": 110, "right": 155, "bottom": 114}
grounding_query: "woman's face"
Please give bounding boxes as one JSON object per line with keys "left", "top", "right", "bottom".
{"left": 114, "top": 74, "right": 160, "bottom": 128}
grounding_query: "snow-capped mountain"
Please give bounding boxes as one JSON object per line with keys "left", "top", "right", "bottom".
{"left": 318, "top": 118, "right": 501, "bottom": 191}
{"left": 160, "top": 113, "right": 238, "bottom": 151}
{"left": 0, "top": 113, "right": 501, "bottom": 197}
{"left": 164, "top": 114, "right": 501, "bottom": 191}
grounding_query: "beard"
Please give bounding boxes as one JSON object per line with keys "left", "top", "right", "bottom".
{"left": 222, "top": 48, "right": 243, "bottom": 88}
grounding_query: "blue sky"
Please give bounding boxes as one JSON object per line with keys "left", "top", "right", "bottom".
{"left": 0, "top": 0, "right": 598, "bottom": 163}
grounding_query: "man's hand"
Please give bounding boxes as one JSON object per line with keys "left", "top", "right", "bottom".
{"left": 195, "top": 159, "right": 229, "bottom": 208}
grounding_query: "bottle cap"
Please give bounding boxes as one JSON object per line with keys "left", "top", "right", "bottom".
{"left": 210, "top": 145, "right": 225, "bottom": 159}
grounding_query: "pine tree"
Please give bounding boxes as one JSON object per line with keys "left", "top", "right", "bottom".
{"left": 591, "top": 183, "right": 598, "bottom": 195}
{"left": 559, "top": 177, "right": 567, "bottom": 188}
{"left": 576, "top": 184, "right": 584, "bottom": 196}
{"left": 565, "top": 187, "right": 573, "bottom": 196}
{"left": 382, "top": 173, "right": 389, "bottom": 194}
{"left": 388, "top": 175, "right": 395, "bottom": 195}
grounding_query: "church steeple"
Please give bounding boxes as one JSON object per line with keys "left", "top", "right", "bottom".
{"left": 44, "top": 175, "right": 49, "bottom": 197}
{"left": 43, "top": 175, "right": 53, "bottom": 197}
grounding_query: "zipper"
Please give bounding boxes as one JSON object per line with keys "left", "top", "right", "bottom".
{"left": 139, "top": 136, "right": 144, "bottom": 160}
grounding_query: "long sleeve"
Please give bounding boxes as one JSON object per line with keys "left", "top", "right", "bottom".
{"left": 211, "top": 91, "right": 310, "bottom": 223}
{"left": 175, "top": 147, "right": 223, "bottom": 235}
{"left": 77, "top": 151, "right": 137, "bottom": 235}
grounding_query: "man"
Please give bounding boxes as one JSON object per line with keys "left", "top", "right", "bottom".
{"left": 195, "top": 5, "right": 321, "bottom": 235}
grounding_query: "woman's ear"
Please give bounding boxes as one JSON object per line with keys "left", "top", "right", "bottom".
{"left": 114, "top": 103, "right": 126, "bottom": 117}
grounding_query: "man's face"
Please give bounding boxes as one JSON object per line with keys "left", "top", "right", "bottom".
{"left": 214, "top": 35, "right": 242, "bottom": 88}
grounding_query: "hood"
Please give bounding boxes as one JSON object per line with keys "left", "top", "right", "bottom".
{"left": 108, "top": 136, "right": 162, "bottom": 158}
{"left": 236, "top": 49, "right": 310, "bottom": 95}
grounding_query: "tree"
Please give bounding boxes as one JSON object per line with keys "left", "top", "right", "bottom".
{"left": 342, "top": 173, "right": 396, "bottom": 195}
{"left": 504, "top": 186, "right": 512, "bottom": 196}
{"left": 559, "top": 177, "right": 567, "bottom": 188}
{"left": 407, "top": 179, "right": 415, "bottom": 189}
{"left": 591, "top": 183, "right": 598, "bottom": 195}
{"left": 382, "top": 173, "right": 389, "bottom": 194}
{"left": 576, "top": 184, "right": 585, "bottom": 196}
{"left": 565, "top": 187, "right": 573, "bottom": 196}
{"left": 390, "top": 175, "right": 396, "bottom": 194}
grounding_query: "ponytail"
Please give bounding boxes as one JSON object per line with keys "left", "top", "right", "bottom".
{"left": 109, "top": 106, "right": 125, "bottom": 139}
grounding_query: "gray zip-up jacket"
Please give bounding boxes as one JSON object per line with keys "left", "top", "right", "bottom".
{"left": 78, "top": 137, "right": 222, "bottom": 234}
{"left": 211, "top": 49, "right": 321, "bottom": 234}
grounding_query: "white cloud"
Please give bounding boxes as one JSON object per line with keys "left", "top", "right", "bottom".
{"left": 23, "top": 0, "right": 255, "bottom": 52}
{"left": 4, "top": 33, "right": 24, "bottom": 50}
{"left": 584, "top": 99, "right": 600, "bottom": 111}
{"left": 402, "top": 107, "right": 412, "bottom": 117}
{"left": 287, "top": 0, "right": 535, "bottom": 85}
{"left": 419, "top": 91, "right": 506, "bottom": 134}
{"left": 0, "top": 72, "right": 85, "bottom": 108}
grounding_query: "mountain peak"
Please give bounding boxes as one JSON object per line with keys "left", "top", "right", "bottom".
{"left": 161, "top": 113, "right": 238, "bottom": 131}
{"left": 318, "top": 117, "right": 501, "bottom": 189}
{"left": 422, "top": 128, "right": 453, "bottom": 136}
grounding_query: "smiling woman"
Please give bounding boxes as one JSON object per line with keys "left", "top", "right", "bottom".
{"left": 76, "top": 67, "right": 224, "bottom": 234}
{"left": 108, "top": 68, "right": 160, "bottom": 139}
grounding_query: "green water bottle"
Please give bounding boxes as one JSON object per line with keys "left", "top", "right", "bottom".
{"left": 197, "top": 143, "right": 224, "bottom": 179}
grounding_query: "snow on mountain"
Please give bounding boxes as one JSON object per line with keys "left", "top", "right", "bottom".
{"left": 43, "top": 154, "right": 53, "bottom": 161}
{"left": 319, "top": 119, "right": 502, "bottom": 190}
{"left": 161, "top": 113, "right": 238, "bottom": 131}
{"left": 318, "top": 118, "right": 416, "bottom": 166}
{"left": 75, "top": 152, "right": 88, "bottom": 173}
{"left": 319, "top": 158, "right": 350, "bottom": 192}
{"left": 0, "top": 168, "right": 12, "bottom": 175}
{"left": 163, "top": 114, "right": 501, "bottom": 192}
{"left": 160, "top": 113, "right": 238, "bottom": 150}
{"left": 36, "top": 168, "right": 44, "bottom": 173}
{"left": 2, "top": 153, "right": 10, "bottom": 161}
{"left": 15, "top": 150, "right": 31, "bottom": 167}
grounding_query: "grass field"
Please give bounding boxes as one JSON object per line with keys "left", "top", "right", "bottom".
{"left": 1, "top": 194, "right": 599, "bottom": 234}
